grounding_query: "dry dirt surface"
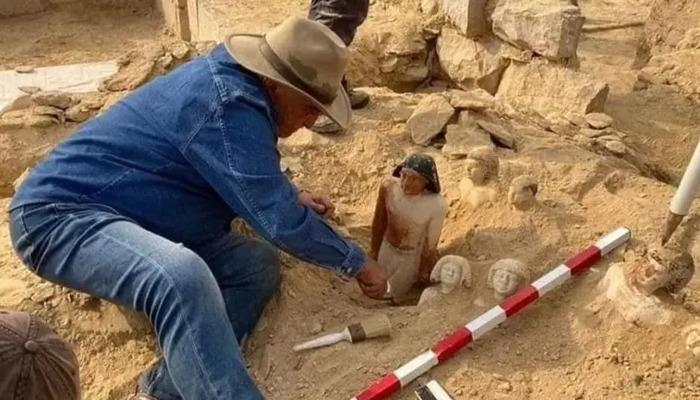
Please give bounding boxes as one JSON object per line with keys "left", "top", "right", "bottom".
{"left": 2, "top": 0, "right": 700, "bottom": 399}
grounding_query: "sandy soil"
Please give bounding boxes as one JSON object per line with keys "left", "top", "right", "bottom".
{"left": 0, "top": 0, "right": 167, "bottom": 70}
{"left": 1, "top": 0, "right": 700, "bottom": 399}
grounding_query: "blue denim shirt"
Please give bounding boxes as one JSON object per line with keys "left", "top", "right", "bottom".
{"left": 10, "top": 44, "right": 365, "bottom": 276}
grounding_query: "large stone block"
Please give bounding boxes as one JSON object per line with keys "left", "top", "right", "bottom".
{"left": 496, "top": 60, "right": 609, "bottom": 118}
{"left": 441, "top": 0, "right": 488, "bottom": 38}
{"left": 437, "top": 27, "right": 512, "bottom": 94}
{"left": 491, "top": 0, "right": 584, "bottom": 61}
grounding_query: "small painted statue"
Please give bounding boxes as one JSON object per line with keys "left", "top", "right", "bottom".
{"left": 371, "top": 153, "right": 448, "bottom": 303}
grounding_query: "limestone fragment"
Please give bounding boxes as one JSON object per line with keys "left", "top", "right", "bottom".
{"left": 65, "top": 104, "right": 94, "bottom": 123}
{"left": 31, "top": 91, "right": 73, "bottom": 109}
{"left": 604, "top": 140, "right": 627, "bottom": 156}
{"left": 447, "top": 88, "right": 495, "bottom": 111}
{"left": 442, "top": 121, "right": 493, "bottom": 158}
{"left": 492, "top": 0, "right": 584, "bottom": 61}
{"left": 441, "top": 0, "right": 487, "bottom": 38}
{"left": 407, "top": 94, "right": 455, "bottom": 145}
{"left": 585, "top": 113, "right": 613, "bottom": 129}
{"left": 15, "top": 66, "right": 35, "bottom": 74}
{"left": 26, "top": 115, "right": 59, "bottom": 128}
{"left": 476, "top": 120, "right": 515, "bottom": 149}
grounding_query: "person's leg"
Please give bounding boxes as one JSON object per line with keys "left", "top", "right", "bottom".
{"left": 9, "top": 204, "right": 263, "bottom": 400}
{"left": 309, "top": 0, "right": 370, "bottom": 128}
{"left": 140, "top": 233, "right": 281, "bottom": 399}
{"left": 308, "top": 0, "right": 369, "bottom": 46}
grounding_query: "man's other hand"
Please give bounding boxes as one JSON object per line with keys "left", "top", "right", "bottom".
{"left": 356, "top": 258, "right": 388, "bottom": 299}
{"left": 298, "top": 190, "right": 335, "bottom": 218}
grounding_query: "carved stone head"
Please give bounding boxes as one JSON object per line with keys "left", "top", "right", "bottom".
{"left": 430, "top": 255, "right": 471, "bottom": 294}
{"left": 465, "top": 146, "right": 499, "bottom": 186}
{"left": 626, "top": 245, "right": 694, "bottom": 295}
{"left": 487, "top": 259, "right": 530, "bottom": 301}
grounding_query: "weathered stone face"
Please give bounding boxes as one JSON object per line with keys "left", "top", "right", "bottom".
{"left": 508, "top": 175, "right": 538, "bottom": 210}
{"left": 491, "top": 0, "right": 584, "bottom": 61}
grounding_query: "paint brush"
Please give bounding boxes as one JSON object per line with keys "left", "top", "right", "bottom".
{"left": 293, "top": 314, "right": 391, "bottom": 352}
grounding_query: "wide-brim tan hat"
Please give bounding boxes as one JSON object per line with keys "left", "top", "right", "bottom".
{"left": 225, "top": 17, "right": 351, "bottom": 131}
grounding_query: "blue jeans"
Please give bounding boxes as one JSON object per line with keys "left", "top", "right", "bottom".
{"left": 9, "top": 202, "right": 280, "bottom": 400}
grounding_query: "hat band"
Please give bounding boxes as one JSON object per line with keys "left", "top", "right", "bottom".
{"left": 259, "top": 37, "right": 336, "bottom": 104}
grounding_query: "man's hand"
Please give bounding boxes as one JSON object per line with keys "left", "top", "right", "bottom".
{"left": 356, "top": 257, "right": 388, "bottom": 299}
{"left": 298, "top": 190, "right": 335, "bottom": 218}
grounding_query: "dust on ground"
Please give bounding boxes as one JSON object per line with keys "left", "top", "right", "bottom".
{"left": 2, "top": 0, "right": 700, "bottom": 399}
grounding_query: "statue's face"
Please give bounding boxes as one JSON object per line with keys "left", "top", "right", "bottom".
{"left": 633, "top": 258, "right": 671, "bottom": 294}
{"left": 493, "top": 269, "right": 521, "bottom": 296}
{"left": 466, "top": 159, "right": 487, "bottom": 185}
{"left": 440, "top": 263, "right": 461, "bottom": 287}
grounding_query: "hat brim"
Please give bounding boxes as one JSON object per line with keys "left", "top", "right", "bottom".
{"left": 225, "top": 33, "right": 351, "bottom": 131}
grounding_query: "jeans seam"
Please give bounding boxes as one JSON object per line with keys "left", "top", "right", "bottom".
{"left": 17, "top": 208, "right": 39, "bottom": 270}
{"left": 89, "top": 225, "right": 225, "bottom": 400}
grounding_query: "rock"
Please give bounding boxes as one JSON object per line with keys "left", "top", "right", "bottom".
{"left": 32, "top": 105, "right": 64, "bottom": 123}
{"left": 0, "top": 114, "right": 25, "bottom": 132}
{"left": 26, "top": 114, "right": 58, "bottom": 128}
{"left": 447, "top": 88, "right": 496, "bottom": 110}
{"left": 492, "top": 0, "right": 584, "bottom": 61}
{"left": 604, "top": 140, "right": 627, "bottom": 155}
{"left": 169, "top": 41, "right": 191, "bottom": 59}
{"left": 194, "top": 41, "right": 217, "bottom": 55}
{"left": 65, "top": 105, "right": 93, "bottom": 123}
{"left": 31, "top": 91, "right": 73, "bottom": 109}
{"left": 442, "top": 120, "right": 494, "bottom": 158}
{"left": 585, "top": 113, "right": 613, "bottom": 129}
{"left": 631, "top": 374, "right": 643, "bottom": 386}
{"left": 420, "top": 0, "right": 439, "bottom": 15}
{"left": 441, "top": 0, "right": 488, "bottom": 37}
{"left": 158, "top": 53, "right": 175, "bottom": 69}
{"left": 437, "top": 28, "right": 511, "bottom": 94}
{"left": 508, "top": 175, "right": 538, "bottom": 210}
{"left": 18, "top": 86, "right": 41, "bottom": 94}
{"left": 349, "top": 15, "right": 429, "bottom": 91}
{"left": 14, "top": 66, "right": 35, "bottom": 74}
{"left": 407, "top": 94, "right": 455, "bottom": 145}
{"left": 476, "top": 120, "right": 515, "bottom": 149}
{"left": 496, "top": 60, "right": 609, "bottom": 118}
{"left": 581, "top": 128, "right": 608, "bottom": 138}
{"left": 101, "top": 46, "right": 163, "bottom": 91}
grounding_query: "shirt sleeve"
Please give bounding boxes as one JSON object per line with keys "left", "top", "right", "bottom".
{"left": 181, "top": 97, "right": 365, "bottom": 276}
